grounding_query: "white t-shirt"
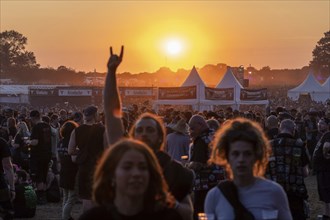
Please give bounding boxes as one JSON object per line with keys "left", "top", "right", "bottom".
{"left": 204, "top": 178, "right": 292, "bottom": 220}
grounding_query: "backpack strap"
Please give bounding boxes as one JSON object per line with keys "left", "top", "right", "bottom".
{"left": 217, "top": 180, "right": 255, "bottom": 220}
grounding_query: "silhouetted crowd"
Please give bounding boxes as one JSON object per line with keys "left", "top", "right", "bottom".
{"left": 0, "top": 46, "right": 329, "bottom": 220}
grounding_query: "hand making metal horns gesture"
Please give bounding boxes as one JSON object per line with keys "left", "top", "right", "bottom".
{"left": 107, "top": 46, "right": 124, "bottom": 70}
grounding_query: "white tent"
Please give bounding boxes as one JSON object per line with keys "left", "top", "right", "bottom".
{"left": 214, "top": 67, "right": 269, "bottom": 108}
{"left": 153, "top": 66, "right": 213, "bottom": 111}
{"left": 320, "top": 77, "right": 330, "bottom": 102}
{"left": 287, "top": 71, "right": 326, "bottom": 102}
{"left": 216, "top": 67, "right": 243, "bottom": 104}
{"left": 181, "top": 66, "right": 206, "bottom": 100}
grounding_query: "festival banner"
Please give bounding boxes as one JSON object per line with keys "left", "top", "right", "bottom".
{"left": 240, "top": 88, "right": 268, "bottom": 100}
{"left": 29, "top": 88, "right": 57, "bottom": 96}
{"left": 205, "top": 87, "right": 234, "bottom": 100}
{"left": 121, "top": 87, "right": 154, "bottom": 97}
{"left": 58, "top": 89, "right": 92, "bottom": 96}
{"left": 158, "top": 86, "right": 196, "bottom": 100}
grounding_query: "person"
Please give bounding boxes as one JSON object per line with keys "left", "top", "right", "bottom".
{"left": 58, "top": 120, "right": 79, "bottom": 220}
{"left": 205, "top": 118, "right": 292, "bottom": 220}
{"left": 313, "top": 126, "right": 330, "bottom": 219}
{"left": 103, "top": 46, "right": 194, "bottom": 220}
{"left": 11, "top": 121, "right": 30, "bottom": 171}
{"left": 0, "top": 137, "right": 15, "bottom": 220}
{"left": 164, "top": 118, "right": 190, "bottom": 162}
{"left": 13, "top": 169, "right": 37, "bottom": 218}
{"left": 26, "top": 110, "right": 52, "bottom": 205}
{"left": 265, "top": 115, "right": 279, "bottom": 140}
{"left": 68, "top": 105, "right": 108, "bottom": 212}
{"left": 79, "top": 139, "right": 182, "bottom": 220}
{"left": 186, "top": 114, "right": 214, "bottom": 219}
{"left": 266, "top": 119, "right": 309, "bottom": 220}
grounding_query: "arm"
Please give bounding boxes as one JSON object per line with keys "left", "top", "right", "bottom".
{"left": 2, "top": 156, "right": 15, "bottom": 201}
{"left": 68, "top": 129, "right": 77, "bottom": 155}
{"left": 104, "top": 46, "right": 125, "bottom": 145}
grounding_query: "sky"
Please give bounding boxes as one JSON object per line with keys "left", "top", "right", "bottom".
{"left": 1, "top": 1, "right": 329, "bottom": 74}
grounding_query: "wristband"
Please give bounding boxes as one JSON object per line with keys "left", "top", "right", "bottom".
{"left": 10, "top": 189, "right": 15, "bottom": 192}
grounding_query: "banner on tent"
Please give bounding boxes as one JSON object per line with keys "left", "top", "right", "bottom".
{"left": 120, "top": 87, "right": 154, "bottom": 97}
{"left": 240, "top": 88, "right": 267, "bottom": 100}
{"left": 158, "top": 86, "right": 196, "bottom": 100}
{"left": 205, "top": 87, "right": 234, "bottom": 100}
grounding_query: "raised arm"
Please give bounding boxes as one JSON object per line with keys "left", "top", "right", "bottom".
{"left": 104, "top": 46, "right": 125, "bottom": 145}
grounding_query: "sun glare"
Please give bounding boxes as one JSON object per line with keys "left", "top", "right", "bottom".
{"left": 165, "top": 39, "right": 183, "bottom": 56}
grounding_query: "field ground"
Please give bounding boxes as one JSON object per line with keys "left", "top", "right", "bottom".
{"left": 16, "top": 175, "right": 324, "bottom": 220}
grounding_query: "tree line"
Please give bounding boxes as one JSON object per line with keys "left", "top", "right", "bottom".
{"left": 0, "top": 30, "right": 329, "bottom": 87}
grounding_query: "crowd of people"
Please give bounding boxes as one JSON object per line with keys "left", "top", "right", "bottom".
{"left": 0, "top": 46, "right": 329, "bottom": 220}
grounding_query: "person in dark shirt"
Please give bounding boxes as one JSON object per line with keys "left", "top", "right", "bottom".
{"left": 266, "top": 119, "right": 310, "bottom": 220}
{"left": 187, "top": 114, "right": 212, "bottom": 219}
{"left": 13, "top": 169, "right": 37, "bottom": 218}
{"left": 0, "top": 137, "right": 15, "bottom": 219}
{"left": 79, "top": 139, "right": 182, "bottom": 220}
{"left": 26, "top": 110, "right": 52, "bottom": 205}
{"left": 313, "top": 129, "right": 330, "bottom": 219}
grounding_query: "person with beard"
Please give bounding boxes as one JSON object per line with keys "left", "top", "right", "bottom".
{"left": 103, "top": 46, "right": 194, "bottom": 220}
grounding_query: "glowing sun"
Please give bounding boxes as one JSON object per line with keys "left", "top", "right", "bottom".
{"left": 164, "top": 39, "right": 183, "bottom": 56}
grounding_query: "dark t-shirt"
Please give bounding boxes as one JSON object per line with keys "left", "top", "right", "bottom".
{"left": 30, "top": 122, "right": 52, "bottom": 158}
{"left": 313, "top": 131, "right": 330, "bottom": 171}
{"left": 190, "top": 129, "right": 212, "bottom": 163}
{"left": 79, "top": 205, "right": 183, "bottom": 220}
{"left": 156, "top": 151, "right": 194, "bottom": 201}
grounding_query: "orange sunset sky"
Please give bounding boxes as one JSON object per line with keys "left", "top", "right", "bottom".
{"left": 1, "top": 1, "right": 329, "bottom": 74}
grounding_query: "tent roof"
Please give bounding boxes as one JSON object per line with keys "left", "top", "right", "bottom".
{"left": 322, "top": 77, "right": 330, "bottom": 91}
{"left": 289, "top": 71, "right": 323, "bottom": 92}
{"left": 216, "top": 67, "right": 243, "bottom": 89}
{"left": 181, "top": 66, "right": 206, "bottom": 87}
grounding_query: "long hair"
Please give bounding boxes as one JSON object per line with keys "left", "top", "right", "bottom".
{"left": 93, "top": 138, "right": 173, "bottom": 211}
{"left": 129, "top": 113, "right": 166, "bottom": 151}
{"left": 210, "top": 118, "right": 271, "bottom": 179}
{"left": 60, "top": 120, "right": 79, "bottom": 140}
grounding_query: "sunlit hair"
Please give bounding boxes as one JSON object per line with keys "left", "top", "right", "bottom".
{"left": 17, "top": 121, "right": 30, "bottom": 137}
{"left": 129, "top": 113, "right": 166, "bottom": 151}
{"left": 210, "top": 118, "right": 271, "bottom": 179}
{"left": 60, "top": 120, "right": 79, "bottom": 139}
{"left": 93, "top": 138, "right": 173, "bottom": 211}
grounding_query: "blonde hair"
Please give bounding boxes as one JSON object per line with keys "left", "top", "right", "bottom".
{"left": 210, "top": 118, "right": 271, "bottom": 179}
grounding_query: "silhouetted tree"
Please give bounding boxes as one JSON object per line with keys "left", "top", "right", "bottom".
{"left": 310, "top": 31, "right": 330, "bottom": 79}
{"left": 0, "top": 30, "right": 39, "bottom": 74}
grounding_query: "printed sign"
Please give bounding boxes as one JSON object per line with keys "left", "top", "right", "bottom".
{"left": 122, "top": 87, "right": 154, "bottom": 97}
{"left": 29, "top": 89, "right": 56, "bottom": 96}
{"left": 158, "top": 86, "right": 196, "bottom": 99}
{"left": 240, "top": 88, "right": 268, "bottom": 100}
{"left": 205, "top": 87, "right": 234, "bottom": 100}
{"left": 58, "top": 89, "right": 92, "bottom": 96}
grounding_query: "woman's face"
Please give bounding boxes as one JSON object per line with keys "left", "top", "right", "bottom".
{"left": 228, "top": 141, "right": 256, "bottom": 178}
{"left": 114, "top": 149, "right": 150, "bottom": 199}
